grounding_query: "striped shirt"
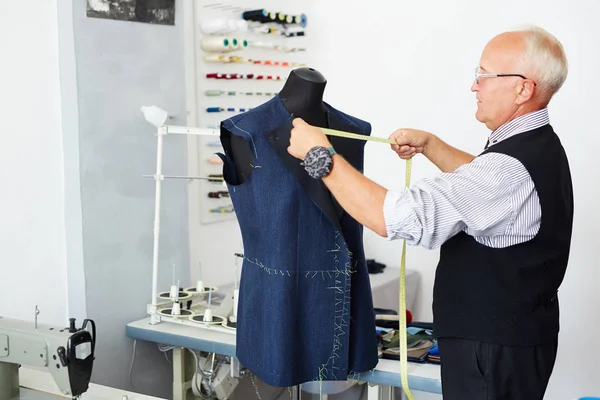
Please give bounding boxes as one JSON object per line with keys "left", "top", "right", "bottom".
{"left": 383, "top": 108, "right": 549, "bottom": 249}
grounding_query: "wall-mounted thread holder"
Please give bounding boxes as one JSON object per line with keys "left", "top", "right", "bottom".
{"left": 192, "top": 2, "right": 309, "bottom": 227}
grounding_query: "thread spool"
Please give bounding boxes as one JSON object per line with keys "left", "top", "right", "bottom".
{"left": 228, "top": 38, "right": 248, "bottom": 51}
{"left": 227, "top": 39, "right": 247, "bottom": 51}
{"left": 196, "top": 280, "right": 204, "bottom": 292}
{"left": 296, "top": 14, "right": 308, "bottom": 28}
{"left": 253, "top": 26, "right": 274, "bottom": 35}
{"left": 201, "top": 36, "right": 235, "bottom": 53}
{"left": 204, "top": 55, "right": 226, "bottom": 63}
{"left": 267, "top": 11, "right": 277, "bottom": 23}
{"left": 224, "top": 316, "right": 236, "bottom": 330}
{"left": 206, "top": 107, "right": 251, "bottom": 113}
{"left": 203, "top": 308, "right": 213, "bottom": 322}
{"left": 241, "top": 9, "right": 269, "bottom": 23}
{"left": 228, "top": 37, "right": 240, "bottom": 50}
{"left": 204, "top": 55, "right": 248, "bottom": 63}
{"left": 206, "top": 73, "right": 236, "bottom": 79}
{"left": 169, "top": 284, "right": 178, "bottom": 298}
{"left": 200, "top": 19, "right": 230, "bottom": 35}
{"left": 205, "top": 73, "right": 258, "bottom": 80}
{"left": 199, "top": 19, "right": 248, "bottom": 35}
{"left": 284, "top": 30, "right": 305, "bottom": 38}
{"left": 172, "top": 302, "right": 181, "bottom": 315}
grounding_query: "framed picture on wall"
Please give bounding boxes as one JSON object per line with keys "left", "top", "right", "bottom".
{"left": 86, "top": 0, "right": 176, "bottom": 25}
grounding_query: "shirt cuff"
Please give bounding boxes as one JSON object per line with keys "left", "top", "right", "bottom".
{"left": 383, "top": 188, "right": 421, "bottom": 243}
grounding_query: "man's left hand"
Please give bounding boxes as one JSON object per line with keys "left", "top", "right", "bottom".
{"left": 288, "top": 117, "right": 332, "bottom": 160}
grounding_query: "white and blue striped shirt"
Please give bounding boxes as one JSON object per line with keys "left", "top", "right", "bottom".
{"left": 383, "top": 108, "right": 549, "bottom": 249}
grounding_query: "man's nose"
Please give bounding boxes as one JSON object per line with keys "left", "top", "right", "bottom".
{"left": 470, "top": 80, "right": 478, "bottom": 92}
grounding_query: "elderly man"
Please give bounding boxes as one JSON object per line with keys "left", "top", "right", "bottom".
{"left": 288, "top": 26, "right": 573, "bottom": 399}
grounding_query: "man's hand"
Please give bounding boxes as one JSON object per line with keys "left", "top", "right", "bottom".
{"left": 390, "top": 128, "right": 475, "bottom": 173}
{"left": 389, "top": 129, "right": 432, "bottom": 159}
{"left": 288, "top": 118, "right": 332, "bottom": 160}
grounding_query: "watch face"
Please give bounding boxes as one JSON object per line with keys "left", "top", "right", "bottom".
{"left": 303, "top": 146, "right": 334, "bottom": 179}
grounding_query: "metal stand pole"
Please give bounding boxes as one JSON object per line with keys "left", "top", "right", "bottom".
{"left": 149, "top": 127, "right": 164, "bottom": 325}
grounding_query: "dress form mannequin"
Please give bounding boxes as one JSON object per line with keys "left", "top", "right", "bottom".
{"left": 223, "top": 67, "right": 330, "bottom": 184}
{"left": 216, "top": 67, "right": 379, "bottom": 387}
{"left": 278, "top": 67, "right": 328, "bottom": 128}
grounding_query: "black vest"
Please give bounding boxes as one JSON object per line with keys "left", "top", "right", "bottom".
{"left": 433, "top": 124, "right": 574, "bottom": 346}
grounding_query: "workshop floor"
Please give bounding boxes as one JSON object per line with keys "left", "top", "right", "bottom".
{"left": 20, "top": 388, "right": 66, "bottom": 399}
{"left": 229, "top": 375, "right": 441, "bottom": 400}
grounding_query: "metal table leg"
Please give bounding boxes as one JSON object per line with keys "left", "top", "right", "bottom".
{"left": 368, "top": 384, "right": 382, "bottom": 400}
{"left": 172, "top": 347, "right": 187, "bottom": 400}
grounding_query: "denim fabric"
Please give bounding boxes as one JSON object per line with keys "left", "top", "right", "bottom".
{"left": 217, "top": 95, "right": 379, "bottom": 387}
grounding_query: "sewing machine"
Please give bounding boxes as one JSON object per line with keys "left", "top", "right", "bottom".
{"left": 0, "top": 314, "right": 96, "bottom": 400}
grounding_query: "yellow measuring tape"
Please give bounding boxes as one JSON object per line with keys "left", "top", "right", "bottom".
{"left": 321, "top": 128, "right": 415, "bottom": 400}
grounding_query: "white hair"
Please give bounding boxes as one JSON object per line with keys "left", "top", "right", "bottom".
{"left": 510, "top": 25, "right": 568, "bottom": 101}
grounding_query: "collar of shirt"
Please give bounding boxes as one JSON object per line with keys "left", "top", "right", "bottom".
{"left": 485, "top": 108, "right": 550, "bottom": 149}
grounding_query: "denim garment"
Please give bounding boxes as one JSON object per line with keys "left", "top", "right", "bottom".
{"left": 217, "top": 95, "right": 379, "bottom": 387}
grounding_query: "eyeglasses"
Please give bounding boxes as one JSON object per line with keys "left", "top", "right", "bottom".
{"left": 474, "top": 66, "right": 534, "bottom": 85}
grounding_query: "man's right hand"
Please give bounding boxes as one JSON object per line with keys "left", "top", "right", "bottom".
{"left": 389, "top": 129, "right": 432, "bottom": 159}
{"left": 389, "top": 129, "right": 475, "bottom": 173}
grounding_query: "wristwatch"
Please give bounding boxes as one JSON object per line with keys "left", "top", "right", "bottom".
{"left": 302, "top": 146, "right": 337, "bottom": 179}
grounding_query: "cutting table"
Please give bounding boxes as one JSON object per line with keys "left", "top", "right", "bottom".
{"left": 126, "top": 317, "right": 442, "bottom": 399}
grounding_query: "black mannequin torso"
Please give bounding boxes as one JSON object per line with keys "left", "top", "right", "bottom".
{"left": 278, "top": 67, "right": 328, "bottom": 128}
{"left": 223, "top": 67, "right": 330, "bottom": 183}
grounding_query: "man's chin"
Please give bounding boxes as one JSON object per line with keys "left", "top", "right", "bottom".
{"left": 475, "top": 110, "right": 484, "bottom": 123}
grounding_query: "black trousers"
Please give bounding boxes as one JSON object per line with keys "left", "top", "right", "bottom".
{"left": 437, "top": 337, "right": 558, "bottom": 400}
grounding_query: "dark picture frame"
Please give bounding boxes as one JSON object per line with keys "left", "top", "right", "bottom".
{"left": 86, "top": 0, "right": 176, "bottom": 26}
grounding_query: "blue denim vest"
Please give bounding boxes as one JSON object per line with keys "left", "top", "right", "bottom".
{"left": 217, "top": 95, "right": 379, "bottom": 387}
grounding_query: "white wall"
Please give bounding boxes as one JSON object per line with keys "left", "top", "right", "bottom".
{"left": 309, "top": 1, "right": 599, "bottom": 399}
{"left": 71, "top": 0, "right": 188, "bottom": 395}
{"left": 0, "top": 0, "right": 70, "bottom": 326}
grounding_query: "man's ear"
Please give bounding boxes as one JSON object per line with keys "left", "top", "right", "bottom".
{"left": 515, "top": 80, "right": 535, "bottom": 105}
